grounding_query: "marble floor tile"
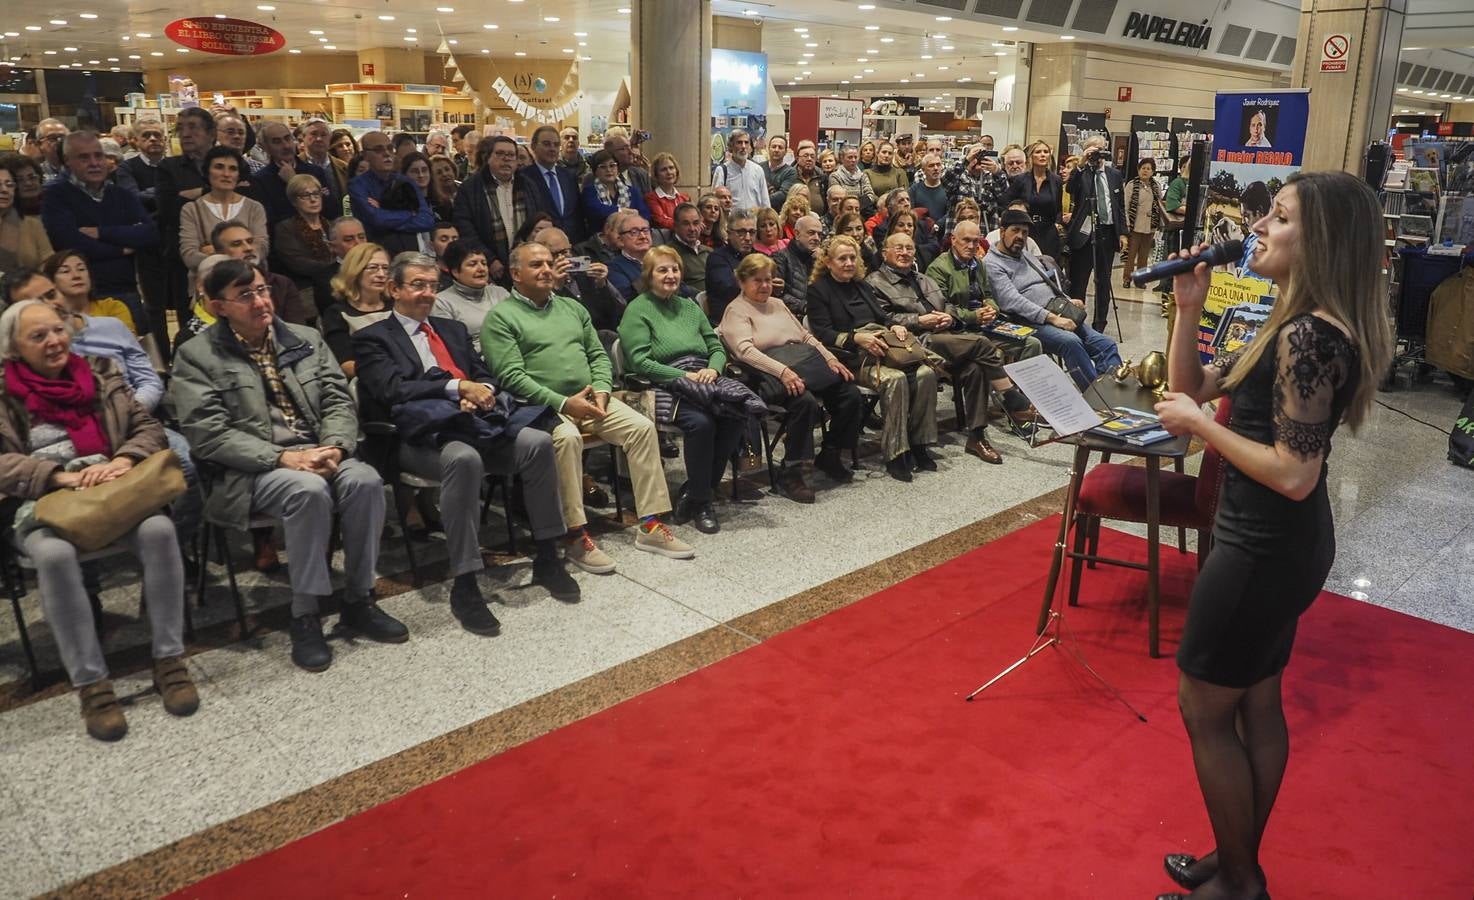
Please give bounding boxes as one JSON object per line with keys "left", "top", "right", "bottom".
{"left": 0, "top": 783, "right": 58, "bottom": 900}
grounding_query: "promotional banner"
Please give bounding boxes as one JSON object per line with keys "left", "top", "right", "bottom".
{"left": 165, "top": 18, "right": 285, "bottom": 56}
{"left": 1198, "top": 89, "right": 1309, "bottom": 362}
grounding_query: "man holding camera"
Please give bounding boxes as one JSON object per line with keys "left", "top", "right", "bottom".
{"left": 943, "top": 143, "right": 1009, "bottom": 233}
{"left": 1064, "top": 135, "right": 1128, "bottom": 332}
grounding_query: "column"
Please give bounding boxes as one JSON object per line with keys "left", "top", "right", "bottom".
{"left": 631, "top": 0, "right": 712, "bottom": 192}
{"left": 1292, "top": 0, "right": 1407, "bottom": 173}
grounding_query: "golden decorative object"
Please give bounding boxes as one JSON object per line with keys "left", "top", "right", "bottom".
{"left": 1136, "top": 351, "right": 1168, "bottom": 399}
{"left": 1113, "top": 358, "right": 1135, "bottom": 384}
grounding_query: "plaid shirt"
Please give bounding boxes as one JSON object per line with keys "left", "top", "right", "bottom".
{"left": 942, "top": 161, "right": 1008, "bottom": 234}
{"left": 236, "top": 328, "right": 316, "bottom": 444}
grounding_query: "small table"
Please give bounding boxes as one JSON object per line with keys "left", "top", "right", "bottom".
{"left": 1036, "top": 376, "right": 1192, "bottom": 658}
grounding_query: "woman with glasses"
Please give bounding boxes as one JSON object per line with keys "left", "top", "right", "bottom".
{"left": 1, "top": 154, "right": 47, "bottom": 217}
{"left": 429, "top": 156, "right": 460, "bottom": 220}
{"left": 321, "top": 243, "right": 392, "bottom": 378}
{"left": 273, "top": 174, "right": 337, "bottom": 314}
{"left": 42, "top": 250, "right": 137, "bottom": 336}
{"left": 0, "top": 159, "right": 53, "bottom": 271}
{"left": 581, "top": 148, "right": 651, "bottom": 236}
{"left": 179, "top": 146, "right": 268, "bottom": 278}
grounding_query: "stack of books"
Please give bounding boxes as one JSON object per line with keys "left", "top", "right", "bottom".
{"left": 1089, "top": 407, "right": 1175, "bottom": 446}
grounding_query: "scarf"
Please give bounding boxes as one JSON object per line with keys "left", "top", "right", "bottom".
{"left": 1126, "top": 179, "right": 1162, "bottom": 232}
{"left": 596, "top": 179, "right": 632, "bottom": 211}
{"left": 4, "top": 354, "right": 110, "bottom": 456}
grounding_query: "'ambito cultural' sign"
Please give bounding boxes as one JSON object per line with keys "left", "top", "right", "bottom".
{"left": 165, "top": 17, "right": 286, "bottom": 56}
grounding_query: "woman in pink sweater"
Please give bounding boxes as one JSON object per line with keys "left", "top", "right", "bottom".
{"left": 718, "top": 253, "right": 863, "bottom": 502}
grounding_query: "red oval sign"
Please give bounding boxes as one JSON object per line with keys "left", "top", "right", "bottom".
{"left": 165, "top": 17, "right": 286, "bottom": 56}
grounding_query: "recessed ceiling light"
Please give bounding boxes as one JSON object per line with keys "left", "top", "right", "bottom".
{"left": 309, "top": 29, "right": 323, "bottom": 35}
{"left": 149, "top": 51, "right": 163, "bottom": 56}
{"left": 88, "top": 59, "right": 99, "bottom": 64}
{"left": 863, "top": 68, "right": 874, "bottom": 73}
{"left": 128, "top": 54, "right": 140, "bottom": 59}
{"left": 288, "top": 48, "right": 300, "bottom": 54}
{"left": 1003, "top": 25, "right": 1019, "bottom": 32}
{"left": 578, "top": 41, "right": 587, "bottom": 46}
{"left": 617, "top": 7, "right": 631, "bottom": 12}
{"left": 514, "top": 50, "right": 526, "bottom": 56}
{"left": 856, "top": 57, "right": 868, "bottom": 62}
{"left": 865, "top": 25, "right": 879, "bottom": 30}
{"left": 215, "top": 13, "right": 227, "bottom": 18}
{"left": 255, "top": 5, "right": 274, "bottom": 10}
{"left": 49, "top": 19, "right": 67, "bottom": 25}
{"left": 378, "top": 14, "right": 394, "bottom": 20}
{"left": 106, "top": 56, "right": 117, "bottom": 61}
{"left": 899, "top": 78, "right": 909, "bottom": 83}
{"left": 135, "top": 32, "right": 151, "bottom": 37}
{"left": 935, "top": 15, "right": 951, "bottom": 21}
{"left": 318, "top": 37, "right": 327, "bottom": 42}
{"left": 802, "top": 52, "right": 813, "bottom": 57}
{"left": 746, "top": 9, "right": 759, "bottom": 15}
{"left": 483, "top": 23, "right": 498, "bottom": 29}
{"left": 43, "top": 50, "right": 57, "bottom": 55}
{"left": 942, "top": 45, "right": 954, "bottom": 50}
{"left": 880, "top": 37, "right": 893, "bottom": 43}
{"left": 64, "top": 46, "right": 77, "bottom": 51}
{"left": 110, "top": 66, "right": 119, "bottom": 71}
{"left": 481, "top": 48, "right": 490, "bottom": 53}
{"left": 323, "top": 44, "right": 336, "bottom": 50}
{"left": 437, "top": 6, "right": 454, "bottom": 11}
{"left": 805, "top": 42, "right": 817, "bottom": 47}
{"left": 26, "top": 26, "right": 43, "bottom": 31}
{"left": 937, "top": 65, "right": 948, "bottom": 70}
{"left": 921, "top": 54, "right": 932, "bottom": 59}
{"left": 405, "top": 27, "right": 416, "bottom": 33}
{"left": 544, "top": 16, "right": 560, "bottom": 22}
{"left": 840, "top": 80, "right": 850, "bottom": 84}
{"left": 988, "top": 70, "right": 998, "bottom": 75}
{"left": 58, "top": 64, "right": 69, "bottom": 68}
{"left": 802, "top": 70, "right": 812, "bottom": 75}
{"left": 579, "top": 55, "right": 591, "bottom": 60}
{"left": 1061, "top": 35, "right": 1076, "bottom": 40}
{"left": 794, "top": 27, "right": 807, "bottom": 33}
{"left": 994, "top": 51, "right": 1006, "bottom": 56}
{"left": 561, "top": 47, "right": 574, "bottom": 53}
{"left": 858, "top": 3, "right": 875, "bottom": 8}
{"left": 403, "top": 36, "right": 416, "bottom": 41}
{"left": 914, "top": 72, "right": 925, "bottom": 77}
{"left": 1412, "top": 89, "right": 1424, "bottom": 94}
{"left": 176, "top": 48, "right": 188, "bottom": 53}
{"left": 79, "top": 12, "right": 98, "bottom": 19}
{"left": 574, "top": 31, "right": 587, "bottom": 36}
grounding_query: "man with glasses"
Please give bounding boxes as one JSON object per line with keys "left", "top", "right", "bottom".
{"left": 711, "top": 129, "right": 767, "bottom": 213}
{"left": 171, "top": 259, "right": 403, "bottom": 673}
{"left": 354, "top": 252, "right": 579, "bottom": 631}
{"left": 532, "top": 228, "right": 621, "bottom": 334}
{"left": 523, "top": 124, "right": 582, "bottom": 242}
{"left": 349, "top": 131, "right": 434, "bottom": 249}
{"left": 451, "top": 134, "right": 530, "bottom": 288}
{"left": 704, "top": 208, "right": 777, "bottom": 324}
{"left": 605, "top": 212, "right": 663, "bottom": 302}
{"left": 35, "top": 118, "right": 69, "bottom": 181}
{"left": 210, "top": 220, "right": 311, "bottom": 326}
{"left": 602, "top": 132, "right": 650, "bottom": 196}
{"left": 254, "top": 121, "right": 334, "bottom": 228}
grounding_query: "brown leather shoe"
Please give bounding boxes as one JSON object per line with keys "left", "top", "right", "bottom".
{"left": 79, "top": 680, "right": 128, "bottom": 741}
{"left": 152, "top": 656, "right": 200, "bottom": 717}
{"left": 965, "top": 434, "right": 1004, "bottom": 465}
{"left": 1007, "top": 406, "right": 1038, "bottom": 426}
{"left": 252, "top": 529, "right": 280, "bottom": 573}
{"left": 776, "top": 467, "right": 816, "bottom": 504}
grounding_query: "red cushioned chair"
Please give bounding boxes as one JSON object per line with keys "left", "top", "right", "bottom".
{"left": 1067, "top": 397, "right": 1231, "bottom": 657}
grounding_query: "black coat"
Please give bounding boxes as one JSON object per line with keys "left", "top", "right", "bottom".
{"left": 351, "top": 314, "right": 496, "bottom": 423}
{"left": 1004, "top": 169, "right": 1065, "bottom": 260}
{"left": 518, "top": 163, "right": 584, "bottom": 243}
{"left": 805, "top": 274, "right": 890, "bottom": 368}
{"left": 1064, "top": 163, "right": 1126, "bottom": 250}
{"left": 154, "top": 154, "right": 207, "bottom": 265}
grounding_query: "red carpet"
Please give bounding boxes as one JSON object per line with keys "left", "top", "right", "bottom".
{"left": 175, "top": 518, "right": 1474, "bottom": 899}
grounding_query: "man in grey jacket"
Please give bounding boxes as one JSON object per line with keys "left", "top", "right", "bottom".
{"left": 866, "top": 232, "right": 1036, "bottom": 464}
{"left": 171, "top": 259, "right": 404, "bottom": 673}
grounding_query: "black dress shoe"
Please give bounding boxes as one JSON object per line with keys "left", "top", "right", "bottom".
{"left": 814, "top": 448, "right": 853, "bottom": 483}
{"left": 691, "top": 501, "right": 719, "bottom": 534}
{"left": 339, "top": 601, "right": 409, "bottom": 643}
{"left": 885, "top": 456, "right": 913, "bottom": 482}
{"left": 289, "top": 614, "right": 332, "bottom": 672}
{"left": 1164, "top": 854, "right": 1267, "bottom": 894}
{"left": 910, "top": 445, "right": 938, "bottom": 471}
{"left": 452, "top": 596, "right": 503, "bottom": 635}
{"left": 533, "top": 558, "right": 581, "bottom": 603}
{"left": 659, "top": 435, "right": 680, "bottom": 458}
{"left": 671, "top": 483, "right": 692, "bottom": 524}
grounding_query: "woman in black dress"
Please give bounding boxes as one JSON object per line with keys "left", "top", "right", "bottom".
{"left": 1003, "top": 140, "right": 1064, "bottom": 263}
{"left": 1151, "top": 171, "right": 1393, "bottom": 900}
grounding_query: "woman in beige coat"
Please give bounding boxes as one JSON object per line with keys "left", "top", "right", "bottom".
{"left": 179, "top": 145, "right": 268, "bottom": 276}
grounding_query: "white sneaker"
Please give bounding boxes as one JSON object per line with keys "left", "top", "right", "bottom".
{"left": 565, "top": 530, "right": 616, "bottom": 574}
{"left": 635, "top": 520, "right": 696, "bottom": 559}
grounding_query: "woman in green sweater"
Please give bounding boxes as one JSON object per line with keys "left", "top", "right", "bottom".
{"left": 618, "top": 246, "right": 763, "bottom": 534}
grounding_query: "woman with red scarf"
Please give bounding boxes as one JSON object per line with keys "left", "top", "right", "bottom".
{"left": 0, "top": 300, "right": 198, "bottom": 742}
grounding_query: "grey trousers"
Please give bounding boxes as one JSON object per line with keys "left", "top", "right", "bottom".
{"left": 23, "top": 513, "right": 185, "bottom": 687}
{"left": 250, "top": 458, "right": 384, "bottom": 617}
{"left": 398, "top": 430, "right": 565, "bottom": 577}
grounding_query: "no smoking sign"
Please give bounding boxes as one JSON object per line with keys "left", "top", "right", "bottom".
{"left": 1320, "top": 33, "right": 1350, "bottom": 73}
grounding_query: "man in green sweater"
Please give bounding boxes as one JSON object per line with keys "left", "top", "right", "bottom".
{"left": 481, "top": 243, "right": 694, "bottom": 572}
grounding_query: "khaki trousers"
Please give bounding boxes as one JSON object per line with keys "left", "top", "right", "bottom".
{"left": 855, "top": 362, "right": 939, "bottom": 461}
{"left": 551, "top": 395, "right": 672, "bottom": 528}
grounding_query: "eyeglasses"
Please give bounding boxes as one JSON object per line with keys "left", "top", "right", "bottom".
{"left": 730, "top": 227, "right": 757, "bottom": 236}
{"left": 363, "top": 263, "right": 391, "bottom": 272}
{"left": 399, "top": 279, "right": 438, "bottom": 292}
{"left": 619, "top": 226, "right": 652, "bottom": 237}
{"left": 223, "top": 284, "right": 273, "bottom": 303}
{"left": 292, "top": 189, "right": 330, "bottom": 199}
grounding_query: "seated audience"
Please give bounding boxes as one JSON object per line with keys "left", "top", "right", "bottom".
{"left": 605, "top": 210, "right": 658, "bottom": 302}
{"left": 882, "top": 209, "right": 937, "bottom": 272}
{"left": 926, "top": 219, "right": 1044, "bottom": 363}
{"left": 252, "top": 122, "right": 332, "bottom": 228}
{"left": 0, "top": 162, "right": 52, "bottom": 270}
{"left": 174, "top": 254, "right": 234, "bottom": 347}
{"left": 866, "top": 232, "right": 1036, "bottom": 464}
{"left": 433, "top": 240, "right": 509, "bottom": 351}
{"left": 581, "top": 148, "right": 652, "bottom": 237}
{"left": 643, "top": 152, "right": 690, "bottom": 230}
{"left": 833, "top": 212, "right": 881, "bottom": 272}
{"left": 180, "top": 146, "right": 269, "bottom": 277}
{"left": 983, "top": 209, "right": 1121, "bottom": 389}
{"left": 208, "top": 220, "right": 311, "bottom": 326}
{"left": 273, "top": 174, "right": 336, "bottom": 312}
{"left": 533, "top": 228, "right": 624, "bottom": 334}
{"left": 718, "top": 253, "right": 861, "bottom": 502}
{"left": 171, "top": 259, "right": 403, "bottom": 673}
{"left": 481, "top": 242, "right": 695, "bottom": 573}
{"left": 696, "top": 192, "right": 726, "bottom": 248}
{"left": 986, "top": 199, "right": 1043, "bottom": 257}
{"left": 352, "top": 251, "right": 579, "bottom": 631}
{"left": 0, "top": 300, "right": 197, "bottom": 741}
{"left": 310, "top": 216, "right": 368, "bottom": 316}
{"left": 42, "top": 250, "right": 137, "bottom": 335}
{"left": 426, "top": 221, "right": 459, "bottom": 288}
{"left": 807, "top": 234, "right": 939, "bottom": 482}
{"left": 704, "top": 208, "right": 762, "bottom": 324}
{"left": 667, "top": 203, "right": 711, "bottom": 296}
{"left": 617, "top": 247, "right": 765, "bottom": 533}
{"left": 321, "top": 243, "right": 394, "bottom": 376}
{"left": 753, "top": 207, "right": 788, "bottom": 256}
{"left": 773, "top": 214, "right": 823, "bottom": 317}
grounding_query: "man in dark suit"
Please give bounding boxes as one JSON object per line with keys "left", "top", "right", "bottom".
{"left": 452, "top": 135, "right": 531, "bottom": 288}
{"left": 155, "top": 108, "right": 216, "bottom": 339}
{"left": 353, "top": 252, "right": 579, "bottom": 631}
{"left": 1064, "top": 136, "right": 1128, "bottom": 332}
{"left": 521, "top": 124, "right": 583, "bottom": 243}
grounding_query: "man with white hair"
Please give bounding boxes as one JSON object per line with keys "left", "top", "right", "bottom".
{"left": 110, "top": 124, "right": 137, "bottom": 159}
{"left": 35, "top": 118, "right": 69, "bottom": 180}
{"left": 774, "top": 213, "right": 824, "bottom": 316}
{"left": 710, "top": 129, "right": 768, "bottom": 212}
{"left": 1063, "top": 134, "right": 1127, "bottom": 332}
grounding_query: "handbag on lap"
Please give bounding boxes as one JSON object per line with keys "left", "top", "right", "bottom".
{"left": 34, "top": 450, "right": 187, "bottom": 552}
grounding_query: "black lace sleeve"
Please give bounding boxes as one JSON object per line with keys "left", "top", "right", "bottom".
{"left": 1271, "top": 316, "right": 1350, "bottom": 461}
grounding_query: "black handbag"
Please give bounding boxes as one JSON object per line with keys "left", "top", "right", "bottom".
{"left": 763, "top": 342, "right": 839, "bottom": 392}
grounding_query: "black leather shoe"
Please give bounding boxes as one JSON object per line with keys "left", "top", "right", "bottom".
{"left": 814, "top": 448, "right": 853, "bottom": 483}
{"left": 691, "top": 501, "right": 719, "bottom": 534}
{"left": 910, "top": 445, "right": 938, "bottom": 472}
{"left": 339, "top": 600, "right": 409, "bottom": 643}
{"left": 670, "top": 483, "right": 692, "bottom": 525}
{"left": 885, "top": 456, "right": 913, "bottom": 482}
{"left": 451, "top": 595, "right": 502, "bottom": 635}
{"left": 289, "top": 614, "right": 332, "bottom": 672}
{"left": 533, "top": 559, "right": 582, "bottom": 603}
{"left": 1164, "top": 854, "right": 1267, "bottom": 894}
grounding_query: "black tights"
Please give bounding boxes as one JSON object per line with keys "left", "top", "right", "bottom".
{"left": 1174, "top": 671, "right": 1286, "bottom": 899}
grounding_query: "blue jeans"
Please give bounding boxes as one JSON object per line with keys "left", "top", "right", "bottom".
{"left": 1035, "top": 321, "right": 1122, "bottom": 389}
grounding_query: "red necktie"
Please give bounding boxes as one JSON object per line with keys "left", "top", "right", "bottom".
{"left": 418, "top": 322, "right": 466, "bottom": 380}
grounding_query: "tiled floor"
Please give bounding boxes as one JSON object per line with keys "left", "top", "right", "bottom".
{"left": 1, "top": 284, "right": 1468, "bottom": 898}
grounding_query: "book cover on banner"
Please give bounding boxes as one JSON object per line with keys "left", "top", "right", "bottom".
{"left": 1198, "top": 90, "right": 1309, "bottom": 363}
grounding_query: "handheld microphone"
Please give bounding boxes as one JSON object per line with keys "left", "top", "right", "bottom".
{"left": 1129, "top": 239, "right": 1243, "bottom": 286}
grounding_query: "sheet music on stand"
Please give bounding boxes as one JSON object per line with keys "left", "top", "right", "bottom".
{"left": 1003, "top": 356, "right": 1122, "bottom": 444}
